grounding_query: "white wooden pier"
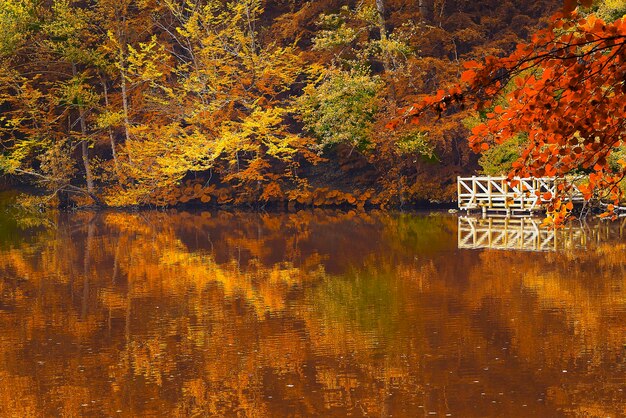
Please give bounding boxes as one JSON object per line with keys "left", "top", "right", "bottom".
{"left": 457, "top": 176, "right": 583, "bottom": 215}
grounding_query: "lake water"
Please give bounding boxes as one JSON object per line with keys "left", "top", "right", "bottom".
{"left": 0, "top": 204, "right": 625, "bottom": 417}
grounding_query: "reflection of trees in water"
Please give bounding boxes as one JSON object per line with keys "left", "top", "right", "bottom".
{"left": 0, "top": 211, "right": 624, "bottom": 416}
{"left": 463, "top": 245, "right": 626, "bottom": 417}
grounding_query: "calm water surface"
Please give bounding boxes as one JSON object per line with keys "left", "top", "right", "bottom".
{"left": 0, "top": 202, "right": 625, "bottom": 417}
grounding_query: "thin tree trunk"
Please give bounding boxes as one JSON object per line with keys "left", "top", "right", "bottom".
{"left": 101, "top": 76, "right": 120, "bottom": 176}
{"left": 81, "top": 140, "right": 94, "bottom": 192}
{"left": 117, "top": 20, "right": 133, "bottom": 163}
{"left": 375, "top": 0, "right": 396, "bottom": 101}
{"left": 437, "top": 0, "right": 446, "bottom": 26}
{"left": 418, "top": 0, "right": 428, "bottom": 21}
{"left": 72, "top": 63, "right": 95, "bottom": 194}
{"left": 120, "top": 67, "right": 131, "bottom": 147}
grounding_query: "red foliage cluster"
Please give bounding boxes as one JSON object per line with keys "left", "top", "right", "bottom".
{"left": 392, "top": 7, "right": 626, "bottom": 219}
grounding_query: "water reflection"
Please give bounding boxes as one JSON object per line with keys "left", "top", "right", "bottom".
{"left": 459, "top": 216, "right": 626, "bottom": 251}
{"left": 0, "top": 210, "right": 624, "bottom": 417}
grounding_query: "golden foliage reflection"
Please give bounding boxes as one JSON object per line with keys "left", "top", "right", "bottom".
{"left": 0, "top": 211, "right": 624, "bottom": 417}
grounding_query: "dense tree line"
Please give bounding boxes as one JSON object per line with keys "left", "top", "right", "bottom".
{"left": 0, "top": 0, "right": 565, "bottom": 207}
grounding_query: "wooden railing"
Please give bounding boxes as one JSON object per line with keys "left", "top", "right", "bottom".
{"left": 457, "top": 176, "right": 583, "bottom": 215}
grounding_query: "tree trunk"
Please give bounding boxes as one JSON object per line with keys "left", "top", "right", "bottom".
{"left": 436, "top": 0, "right": 446, "bottom": 26}
{"left": 374, "top": 0, "right": 396, "bottom": 101}
{"left": 375, "top": 0, "right": 388, "bottom": 45}
{"left": 120, "top": 66, "right": 132, "bottom": 147}
{"left": 81, "top": 140, "right": 94, "bottom": 193}
{"left": 116, "top": 20, "right": 133, "bottom": 162}
{"left": 73, "top": 63, "right": 95, "bottom": 194}
{"left": 418, "top": 0, "right": 428, "bottom": 21}
{"left": 101, "top": 76, "right": 121, "bottom": 177}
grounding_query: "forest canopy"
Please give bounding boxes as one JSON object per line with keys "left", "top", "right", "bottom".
{"left": 4, "top": 0, "right": 611, "bottom": 209}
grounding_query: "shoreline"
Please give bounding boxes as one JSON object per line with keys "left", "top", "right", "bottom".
{"left": 0, "top": 186, "right": 457, "bottom": 213}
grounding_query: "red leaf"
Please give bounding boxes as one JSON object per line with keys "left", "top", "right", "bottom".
{"left": 460, "top": 70, "right": 476, "bottom": 83}
{"left": 462, "top": 60, "right": 480, "bottom": 69}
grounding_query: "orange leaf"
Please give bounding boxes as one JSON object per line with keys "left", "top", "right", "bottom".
{"left": 462, "top": 60, "right": 480, "bottom": 69}
{"left": 386, "top": 119, "right": 400, "bottom": 130}
{"left": 460, "top": 70, "right": 476, "bottom": 83}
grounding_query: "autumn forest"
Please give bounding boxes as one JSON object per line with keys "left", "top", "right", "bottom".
{"left": 4, "top": 1, "right": 626, "bottom": 416}
{"left": 3, "top": 0, "right": 603, "bottom": 208}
